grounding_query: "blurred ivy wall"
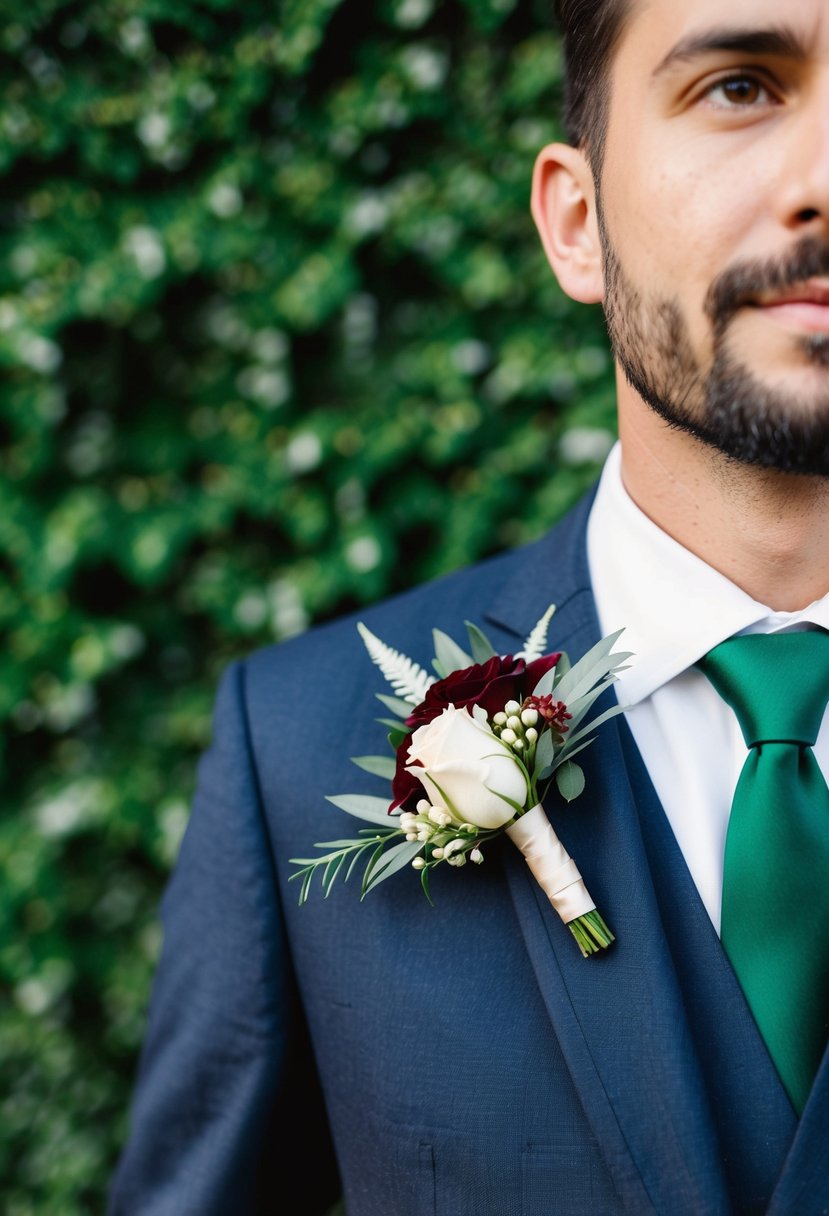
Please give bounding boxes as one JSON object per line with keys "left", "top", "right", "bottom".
{"left": 1, "top": 0, "right": 616, "bottom": 1210}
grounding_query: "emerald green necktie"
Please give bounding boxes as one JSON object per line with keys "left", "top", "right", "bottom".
{"left": 699, "top": 630, "right": 829, "bottom": 1115}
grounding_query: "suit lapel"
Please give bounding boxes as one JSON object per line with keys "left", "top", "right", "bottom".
{"left": 483, "top": 495, "right": 732, "bottom": 1215}
{"left": 767, "top": 1049, "right": 829, "bottom": 1214}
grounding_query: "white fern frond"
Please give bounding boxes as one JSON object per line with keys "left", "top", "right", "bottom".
{"left": 357, "top": 622, "right": 436, "bottom": 705}
{"left": 515, "top": 603, "right": 557, "bottom": 661}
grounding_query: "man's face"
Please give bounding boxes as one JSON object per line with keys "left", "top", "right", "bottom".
{"left": 598, "top": 0, "right": 829, "bottom": 474}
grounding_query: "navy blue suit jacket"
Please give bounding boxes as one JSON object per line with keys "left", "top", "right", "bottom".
{"left": 109, "top": 490, "right": 829, "bottom": 1215}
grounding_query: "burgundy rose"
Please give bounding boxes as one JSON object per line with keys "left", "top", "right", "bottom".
{"left": 390, "top": 651, "right": 560, "bottom": 811}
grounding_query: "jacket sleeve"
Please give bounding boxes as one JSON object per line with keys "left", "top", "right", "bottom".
{"left": 107, "top": 660, "right": 340, "bottom": 1215}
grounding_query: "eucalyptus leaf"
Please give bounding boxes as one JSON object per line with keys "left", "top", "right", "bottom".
{"left": 465, "top": 621, "right": 498, "bottom": 663}
{"left": 554, "top": 631, "right": 628, "bottom": 704}
{"left": 376, "top": 717, "right": 412, "bottom": 733}
{"left": 560, "top": 702, "right": 625, "bottom": 751}
{"left": 555, "top": 760, "right": 586, "bottom": 802}
{"left": 558, "top": 652, "right": 631, "bottom": 708}
{"left": 532, "top": 665, "right": 558, "bottom": 698}
{"left": 537, "top": 736, "right": 597, "bottom": 780}
{"left": 432, "top": 628, "right": 473, "bottom": 675}
{"left": 325, "top": 794, "right": 396, "bottom": 825}
{"left": 532, "top": 730, "right": 555, "bottom": 780}
{"left": 376, "top": 693, "right": 416, "bottom": 718}
{"left": 351, "top": 755, "right": 397, "bottom": 780}
{"left": 564, "top": 677, "right": 618, "bottom": 732}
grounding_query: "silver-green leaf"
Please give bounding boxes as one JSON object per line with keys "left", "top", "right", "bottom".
{"left": 325, "top": 794, "right": 395, "bottom": 825}
{"left": 350, "top": 755, "right": 397, "bottom": 780}
{"left": 432, "top": 628, "right": 473, "bottom": 675}
{"left": 465, "top": 621, "right": 498, "bottom": 664}
{"left": 376, "top": 693, "right": 415, "bottom": 719}
{"left": 555, "top": 760, "right": 586, "bottom": 802}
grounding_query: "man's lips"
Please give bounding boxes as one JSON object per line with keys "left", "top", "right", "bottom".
{"left": 752, "top": 279, "right": 829, "bottom": 334}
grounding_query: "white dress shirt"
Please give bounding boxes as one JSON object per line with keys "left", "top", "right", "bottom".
{"left": 587, "top": 442, "right": 829, "bottom": 934}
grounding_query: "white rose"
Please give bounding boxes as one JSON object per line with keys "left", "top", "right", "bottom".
{"left": 405, "top": 704, "right": 528, "bottom": 830}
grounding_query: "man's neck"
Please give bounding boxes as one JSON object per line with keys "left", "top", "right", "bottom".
{"left": 618, "top": 392, "right": 829, "bottom": 612}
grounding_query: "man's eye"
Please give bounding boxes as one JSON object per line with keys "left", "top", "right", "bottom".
{"left": 705, "top": 75, "right": 773, "bottom": 108}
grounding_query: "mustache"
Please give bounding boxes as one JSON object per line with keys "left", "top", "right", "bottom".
{"left": 704, "top": 236, "right": 829, "bottom": 332}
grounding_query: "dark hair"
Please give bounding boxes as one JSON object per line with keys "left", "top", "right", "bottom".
{"left": 555, "top": 0, "right": 631, "bottom": 171}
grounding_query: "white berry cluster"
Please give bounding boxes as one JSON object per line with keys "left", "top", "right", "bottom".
{"left": 401, "top": 800, "right": 485, "bottom": 870}
{"left": 491, "top": 699, "right": 539, "bottom": 757}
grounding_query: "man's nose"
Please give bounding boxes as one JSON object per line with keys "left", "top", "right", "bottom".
{"left": 776, "top": 77, "right": 829, "bottom": 232}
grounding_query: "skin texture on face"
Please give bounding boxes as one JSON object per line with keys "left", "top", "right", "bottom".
{"left": 598, "top": 0, "right": 829, "bottom": 474}
{"left": 600, "top": 223, "right": 829, "bottom": 474}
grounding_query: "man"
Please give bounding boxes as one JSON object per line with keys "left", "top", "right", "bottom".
{"left": 109, "top": 0, "right": 829, "bottom": 1212}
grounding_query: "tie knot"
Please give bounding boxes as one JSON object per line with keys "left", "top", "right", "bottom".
{"left": 699, "top": 631, "right": 829, "bottom": 748}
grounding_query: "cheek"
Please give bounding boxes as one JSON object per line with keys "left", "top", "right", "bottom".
{"left": 623, "top": 129, "right": 773, "bottom": 265}
{"left": 603, "top": 138, "right": 770, "bottom": 349}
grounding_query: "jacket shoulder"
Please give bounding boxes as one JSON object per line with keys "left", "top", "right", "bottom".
{"left": 243, "top": 537, "right": 538, "bottom": 697}
{"left": 233, "top": 487, "right": 596, "bottom": 818}
{"left": 242, "top": 482, "right": 596, "bottom": 701}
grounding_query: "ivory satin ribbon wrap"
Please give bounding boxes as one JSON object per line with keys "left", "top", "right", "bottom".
{"left": 505, "top": 803, "right": 595, "bottom": 923}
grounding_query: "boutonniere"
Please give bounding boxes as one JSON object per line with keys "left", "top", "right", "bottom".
{"left": 290, "top": 607, "right": 630, "bottom": 957}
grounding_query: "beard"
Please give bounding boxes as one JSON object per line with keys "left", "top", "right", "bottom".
{"left": 599, "top": 219, "right": 829, "bottom": 476}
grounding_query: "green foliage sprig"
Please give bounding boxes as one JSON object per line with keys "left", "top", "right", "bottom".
{"left": 291, "top": 608, "right": 629, "bottom": 961}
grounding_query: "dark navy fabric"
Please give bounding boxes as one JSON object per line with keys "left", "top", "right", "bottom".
{"left": 108, "top": 488, "right": 829, "bottom": 1215}
{"left": 619, "top": 719, "right": 797, "bottom": 1212}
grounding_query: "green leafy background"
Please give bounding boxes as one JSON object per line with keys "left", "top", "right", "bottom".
{"left": 1, "top": 0, "right": 616, "bottom": 1209}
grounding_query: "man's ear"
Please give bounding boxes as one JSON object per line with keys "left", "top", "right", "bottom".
{"left": 531, "top": 143, "right": 603, "bottom": 305}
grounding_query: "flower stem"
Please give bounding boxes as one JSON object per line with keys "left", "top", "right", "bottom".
{"left": 567, "top": 910, "right": 615, "bottom": 957}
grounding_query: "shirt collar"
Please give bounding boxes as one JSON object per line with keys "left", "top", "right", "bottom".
{"left": 586, "top": 442, "right": 829, "bottom": 707}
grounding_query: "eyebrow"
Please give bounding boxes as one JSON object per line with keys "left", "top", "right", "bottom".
{"left": 651, "top": 25, "right": 809, "bottom": 80}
